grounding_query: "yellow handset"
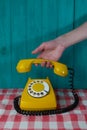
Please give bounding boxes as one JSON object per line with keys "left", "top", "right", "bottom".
{"left": 16, "top": 58, "right": 68, "bottom": 77}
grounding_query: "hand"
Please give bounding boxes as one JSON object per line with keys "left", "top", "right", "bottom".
{"left": 32, "top": 38, "right": 65, "bottom": 67}
{"left": 32, "top": 22, "right": 87, "bottom": 68}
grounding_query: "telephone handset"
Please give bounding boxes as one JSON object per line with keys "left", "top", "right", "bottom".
{"left": 14, "top": 58, "right": 79, "bottom": 115}
{"left": 16, "top": 58, "right": 68, "bottom": 77}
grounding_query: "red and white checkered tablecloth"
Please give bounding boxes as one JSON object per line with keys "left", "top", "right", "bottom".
{"left": 0, "top": 89, "right": 87, "bottom": 130}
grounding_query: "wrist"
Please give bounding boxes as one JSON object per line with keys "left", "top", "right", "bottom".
{"left": 55, "top": 35, "right": 69, "bottom": 49}
{"left": 55, "top": 37, "right": 66, "bottom": 56}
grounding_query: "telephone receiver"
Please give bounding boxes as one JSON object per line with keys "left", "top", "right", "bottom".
{"left": 16, "top": 58, "right": 68, "bottom": 77}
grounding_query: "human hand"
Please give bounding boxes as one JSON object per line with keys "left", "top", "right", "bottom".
{"left": 32, "top": 38, "right": 65, "bottom": 67}
{"left": 32, "top": 22, "right": 87, "bottom": 68}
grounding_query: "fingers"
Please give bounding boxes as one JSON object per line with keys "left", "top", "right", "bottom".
{"left": 34, "top": 61, "right": 53, "bottom": 68}
{"left": 41, "top": 61, "right": 53, "bottom": 68}
{"left": 45, "top": 61, "right": 51, "bottom": 68}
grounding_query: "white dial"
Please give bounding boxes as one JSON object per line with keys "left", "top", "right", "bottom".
{"left": 28, "top": 80, "right": 49, "bottom": 98}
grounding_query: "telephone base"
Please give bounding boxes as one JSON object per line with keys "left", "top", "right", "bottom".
{"left": 20, "top": 77, "right": 57, "bottom": 111}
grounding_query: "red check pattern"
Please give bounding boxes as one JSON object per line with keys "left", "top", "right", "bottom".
{"left": 0, "top": 89, "right": 87, "bottom": 130}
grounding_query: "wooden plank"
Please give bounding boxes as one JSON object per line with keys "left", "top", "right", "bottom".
{"left": 10, "top": 0, "right": 27, "bottom": 88}
{"left": 73, "top": 0, "right": 87, "bottom": 88}
{"left": 0, "top": 0, "right": 11, "bottom": 88}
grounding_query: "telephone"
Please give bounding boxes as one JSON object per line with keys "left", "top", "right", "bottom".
{"left": 14, "top": 58, "right": 79, "bottom": 115}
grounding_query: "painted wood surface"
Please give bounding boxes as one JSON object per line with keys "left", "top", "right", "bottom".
{"left": 74, "top": 0, "right": 87, "bottom": 89}
{"left": 0, "top": 0, "right": 87, "bottom": 88}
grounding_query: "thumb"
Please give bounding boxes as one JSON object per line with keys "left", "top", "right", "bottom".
{"left": 32, "top": 44, "right": 44, "bottom": 54}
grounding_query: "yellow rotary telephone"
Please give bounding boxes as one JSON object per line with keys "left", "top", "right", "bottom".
{"left": 14, "top": 58, "right": 79, "bottom": 115}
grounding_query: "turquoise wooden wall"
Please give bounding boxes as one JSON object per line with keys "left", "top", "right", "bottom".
{"left": 0, "top": 0, "right": 87, "bottom": 89}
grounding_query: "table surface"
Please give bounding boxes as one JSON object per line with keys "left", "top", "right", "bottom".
{"left": 0, "top": 89, "right": 87, "bottom": 130}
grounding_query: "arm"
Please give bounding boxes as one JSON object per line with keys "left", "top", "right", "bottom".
{"left": 57, "top": 22, "right": 87, "bottom": 48}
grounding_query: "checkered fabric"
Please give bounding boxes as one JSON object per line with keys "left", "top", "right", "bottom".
{"left": 0, "top": 89, "right": 87, "bottom": 130}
